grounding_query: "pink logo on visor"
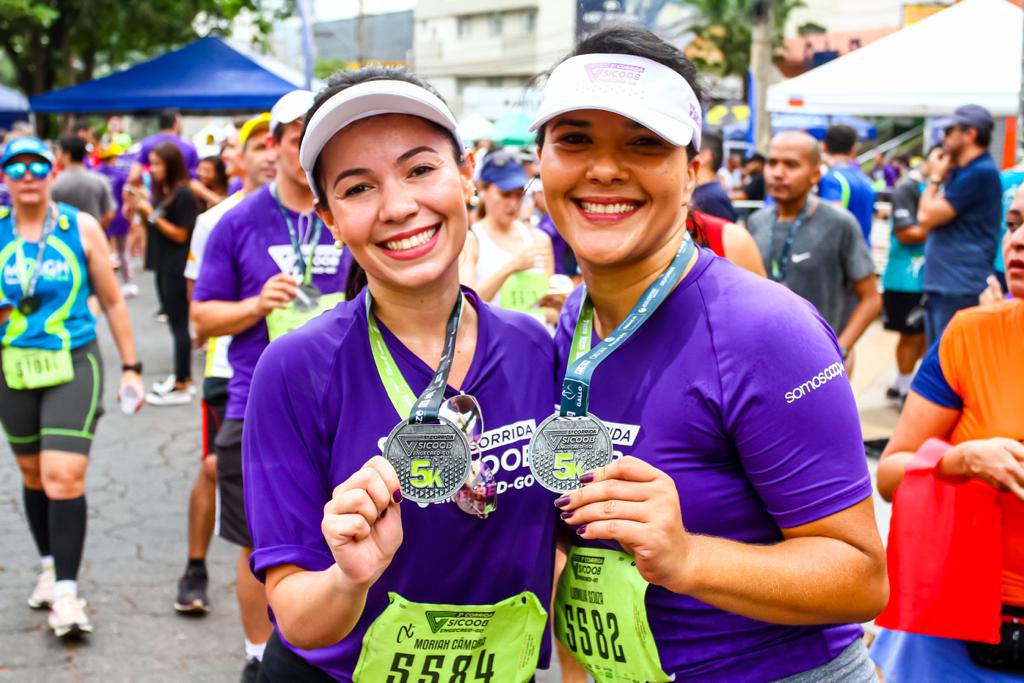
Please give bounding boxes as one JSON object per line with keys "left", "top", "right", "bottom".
{"left": 584, "top": 62, "right": 645, "bottom": 85}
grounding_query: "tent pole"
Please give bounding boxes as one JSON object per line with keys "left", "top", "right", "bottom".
{"left": 297, "top": 0, "right": 315, "bottom": 90}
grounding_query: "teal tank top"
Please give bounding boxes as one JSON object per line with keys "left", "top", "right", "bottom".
{"left": 0, "top": 203, "right": 97, "bottom": 350}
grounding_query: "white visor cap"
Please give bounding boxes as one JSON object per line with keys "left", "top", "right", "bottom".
{"left": 530, "top": 53, "right": 702, "bottom": 149}
{"left": 300, "top": 79, "right": 465, "bottom": 194}
{"left": 270, "top": 90, "right": 315, "bottom": 133}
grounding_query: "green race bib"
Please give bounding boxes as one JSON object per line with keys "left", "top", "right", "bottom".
{"left": 2, "top": 346, "right": 74, "bottom": 390}
{"left": 266, "top": 292, "right": 345, "bottom": 341}
{"left": 499, "top": 270, "right": 547, "bottom": 313}
{"left": 554, "top": 546, "right": 670, "bottom": 683}
{"left": 354, "top": 591, "right": 547, "bottom": 683}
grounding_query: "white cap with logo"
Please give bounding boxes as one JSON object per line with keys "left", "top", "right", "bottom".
{"left": 529, "top": 53, "right": 702, "bottom": 149}
{"left": 270, "top": 90, "right": 316, "bottom": 134}
{"left": 299, "top": 79, "right": 464, "bottom": 195}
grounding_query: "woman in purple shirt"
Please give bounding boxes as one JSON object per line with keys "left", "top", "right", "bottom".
{"left": 533, "top": 27, "right": 888, "bottom": 682}
{"left": 242, "top": 68, "right": 558, "bottom": 681}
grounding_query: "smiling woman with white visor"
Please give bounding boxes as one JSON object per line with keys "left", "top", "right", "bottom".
{"left": 528, "top": 26, "right": 888, "bottom": 682}
{"left": 241, "top": 68, "right": 559, "bottom": 682}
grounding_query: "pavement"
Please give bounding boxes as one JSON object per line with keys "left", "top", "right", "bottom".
{"left": 0, "top": 259, "right": 904, "bottom": 682}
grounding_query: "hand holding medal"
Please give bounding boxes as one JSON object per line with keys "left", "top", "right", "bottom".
{"left": 321, "top": 455, "right": 404, "bottom": 587}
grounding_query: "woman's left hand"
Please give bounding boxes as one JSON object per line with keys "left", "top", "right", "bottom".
{"left": 556, "top": 455, "right": 693, "bottom": 591}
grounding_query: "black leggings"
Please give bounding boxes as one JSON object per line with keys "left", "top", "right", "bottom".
{"left": 258, "top": 631, "right": 336, "bottom": 682}
{"left": 155, "top": 270, "right": 191, "bottom": 382}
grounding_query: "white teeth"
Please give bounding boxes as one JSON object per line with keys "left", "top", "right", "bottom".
{"left": 384, "top": 226, "right": 438, "bottom": 251}
{"left": 580, "top": 201, "right": 638, "bottom": 214}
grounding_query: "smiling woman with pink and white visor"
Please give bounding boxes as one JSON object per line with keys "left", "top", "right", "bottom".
{"left": 532, "top": 26, "right": 888, "bottom": 682}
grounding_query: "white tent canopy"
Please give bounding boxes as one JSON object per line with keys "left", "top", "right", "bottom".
{"left": 766, "top": 0, "right": 1022, "bottom": 117}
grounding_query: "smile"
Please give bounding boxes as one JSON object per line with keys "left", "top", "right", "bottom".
{"left": 381, "top": 225, "right": 439, "bottom": 252}
{"left": 573, "top": 198, "right": 643, "bottom": 222}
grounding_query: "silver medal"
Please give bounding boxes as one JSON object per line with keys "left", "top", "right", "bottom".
{"left": 384, "top": 419, "right": 472, "bottom": 503}
{"left": 528, "top": 413, "right": 613, "bottom": 493}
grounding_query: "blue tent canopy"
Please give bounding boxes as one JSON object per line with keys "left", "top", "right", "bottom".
{"left": 30, "top": 36, "right": 308, "bottom": 114}
{"left": 0, "top": 84, "right": 29, "bottom": 114}
{"left": 721, "top": 113, "right": 877, "bottom": 142}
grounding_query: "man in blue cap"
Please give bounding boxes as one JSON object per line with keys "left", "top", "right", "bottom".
{"left": 916, "top": 104, "right": 1002, "bottom": 344}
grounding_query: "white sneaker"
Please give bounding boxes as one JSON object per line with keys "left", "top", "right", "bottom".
{"left": 145, "top": 387, "right": 194, "bottom": 406}
{"left": 27, "top": 565, "right": 55, "bottom": 609}
{"left": 150, "top": 374, "right": 176, "bottom": 396}
{"left": 48, "top": 594, "right": 93, "bottom": 637}
{"left": 121, "top": 282, "right": 139, "bottom": 298}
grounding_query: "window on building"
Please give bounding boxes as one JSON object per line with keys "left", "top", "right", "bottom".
{"left": 487, "top": 76, "right": 503, "bottom": 87}
{"left": 488, "top": 11, "right": 503, "bottom": 36}
{"left": 457, "top": 15, "right": 472, "bottom": 39}
{"left": 522, "top": 9, "right": 537, "bottom": 34}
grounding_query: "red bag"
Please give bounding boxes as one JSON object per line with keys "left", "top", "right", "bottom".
{"left": 875, "top": 438, "right": 1003, "bottom": 643}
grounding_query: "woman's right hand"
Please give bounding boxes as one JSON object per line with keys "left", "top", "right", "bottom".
{"left": 508, "top": 241, "right": 548, "bottom": 273}
{"left": 941, "top": 438, "right": 1024, "bottom": 500}
{"left": 322, "top": 456, "right": 404, "bottom": 588}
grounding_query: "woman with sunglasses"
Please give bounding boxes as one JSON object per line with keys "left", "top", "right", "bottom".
{"left": 533, "top": 27, "right": 887, "bottom": 682}
{"left": 242, "top": 68, "right": 558, "bottom": 682}
{"left": 0, "top": 136, "right": 144, "bottom": 638}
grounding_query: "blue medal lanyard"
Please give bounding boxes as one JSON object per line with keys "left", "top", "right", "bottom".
{"left": 560, "top": 234, "right": 696, "bottom": 417}
{"left": 270, "top": 183, "right": 322, "bottom": 286}
{"left": 769, "top": 198, "right": 814, "bottom": 283}
{"left": 11, "top": 205, "right": 57, "bottom": 301}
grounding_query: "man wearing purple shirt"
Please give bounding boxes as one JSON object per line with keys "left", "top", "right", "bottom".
{"left": 190, "top": 89, "right": 349, "bottom": 681}
{"left": 136, "top": 110, "right": 200, "bottom": 176}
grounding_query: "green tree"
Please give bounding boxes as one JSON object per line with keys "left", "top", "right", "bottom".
{"left": 314, "top": 58, "right": 348, "bottom": 81}
{"left": 0, "top": 0, "right": 292, "bottom": 96}
{"left": 681, "top": 0, "right": 805, "bottom": 79}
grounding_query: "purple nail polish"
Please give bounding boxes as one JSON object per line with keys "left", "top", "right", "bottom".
{"left": 579, "top": 472, "right": 595, "bottom": 484}
{"left": 576, "top": 525, "right": 587, "bottom": 535}
{"left": 559, "top": 511, "right": 573, "bottom": 520}
{"left": 392, "top": 490, "right": 404, "bottom": 504}
{"left": 554, "top": 495, "right": 571, "bottom": 508}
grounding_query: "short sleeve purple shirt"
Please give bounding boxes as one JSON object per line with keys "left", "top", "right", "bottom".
{"left": 191, "top": 185, "right": 351, "bottom": 419}
{"left": 243, "top": 289, "right": 558, "bottom": 680}
{"left": 137, "top": 132, "right": 200, "bottom": 175}
{"left": 554, "top": 249, "right": 872, "bottom": 681}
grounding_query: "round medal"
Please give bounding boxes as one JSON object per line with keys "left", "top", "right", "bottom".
{"left": 529, "top": 413, "right": 613, "bottom": 493}
{"left": 292, "top": 283, "right": 322, "bottom": 313}
{"left": 384, "top": 419, "right": 472, "bottom": 503}
{"left": 18, "top": 295, "right": 41, "bottom": 316}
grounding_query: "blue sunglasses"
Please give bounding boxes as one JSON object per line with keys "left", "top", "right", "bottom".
{"left": 4, "top": 160, "right": 52, "bottom": 181}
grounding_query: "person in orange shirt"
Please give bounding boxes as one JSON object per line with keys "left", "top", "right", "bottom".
{"left": 874, "top": 184, "right": 1024, "bottom": 679}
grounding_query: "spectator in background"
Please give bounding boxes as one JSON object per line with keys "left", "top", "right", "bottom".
{"left": 730, "top": 152, "right": 765, "bottom": 201}
{"left": 221, "top": 130, "right": 244, "bottom": 196}
{"left": 994, "top": 158, "right": 1024, "bottom": 295}
{"left": 96, "top": 144, "right": 138, "bottom": 298}
{"left": 749, "top": 131, "right": 880, "bottom": 373}
{"left": 135, "top": 110, "right": 200, "bottom": 178}
{"left": 881, "top": 146, "right": 942, "bottom": 403}
{"left": 871, "top": 151, "right": 899, "bottom": 190}
{"left": 529, "top": 181, "right": 577, "bottom": 278}
{"left": 917, "top": 104, "right": 1002, "bottom": 345}
{"left": 72, "top": 120, "right": 99, "bottom": 169}
{"left": 725, "top": 148, "right": 744, "bottom": 190}
{"left": 52, "top": 136, "right": 116, "bottom": 230}
{"left": 104, "top": 115, "right": 132, "bottom": 149}
{"left": 692, "top": 130, "right": 737, "bottom": 222}
{"left": 191, "top": 156, "right": 229, "bottom": 212}
{"left": 820, "top": 124, "right": 876, "bottom": 245}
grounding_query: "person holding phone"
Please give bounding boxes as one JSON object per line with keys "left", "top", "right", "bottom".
{"left": 0, "top": 136, "right": 144, "bottom": 639}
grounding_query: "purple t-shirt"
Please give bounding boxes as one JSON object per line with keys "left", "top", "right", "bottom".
{"left": 137, "top": 132, "right": 200, "bottom": 175}
{"left": 536, "top": 214, "right": 575, "bottom": 276}
{"left": 243, "top": 288, "right": 558, "bottom": 680}
{"left": 97, "top": 160, "right": 130, "bottom": 237}
{"left": 192, "top": 185, "right": 351, "bottom": 419}
{"left": 554, "top": 248, "right": 871, "bottom": 681}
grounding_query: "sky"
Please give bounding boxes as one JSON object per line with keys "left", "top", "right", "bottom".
{"left": 312, "top": 0, "right": 414, "bottom": 22}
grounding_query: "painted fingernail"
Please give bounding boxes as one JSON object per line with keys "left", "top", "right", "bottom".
{"left": 392, "top": 490, "right": 404, "bottom": 504}
{"left": 579, "top": 472, "right": 595, "bottom": 484}
{"left": 559, "top": 511, "right": 573, "bottom": 520}
{"left": 576, "top": 525, "right": 587, "bottom": 535}
{"left": 554, "top": 495, "right": 571, "bottom": 508}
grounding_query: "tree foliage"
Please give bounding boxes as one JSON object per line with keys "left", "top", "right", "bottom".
{"left": 0, "top": 0, "right": 292, "bottom": 96}
{"left": 681, "top": 0, "right": 805, "bottom": 79}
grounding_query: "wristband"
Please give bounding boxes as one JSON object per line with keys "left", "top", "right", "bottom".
{"left": 122, "top": 362, "right": 143, "bottom": 373}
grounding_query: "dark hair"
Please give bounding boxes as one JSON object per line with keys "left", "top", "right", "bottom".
{"left": 823, "top": 125, "right": 857, "bottom": 155}
{"left": 302, "top": 65, "right": 464, "bottom": 206}
{"left": 199, "top": 155, "right": 229, "bottom": 194}
{"left": 701, "top": 130, "right": 723, "bottom": 172}
{"left": 971, "top": 125, "right": 991, "bottom": 148}
{"left": 71, "top": 119, "right": 92, "bottom": 135}
{"left": 158, "top": 110, "right": 180, "bottom": 131}
{"left": 927, "top": 143, "right": 944, "bottom": 156}
{"left": 535, "top": 25, "right": 707, "bottom": 159}
{"left": 272, "top": 121, "right": 290, "bottom": 145}
{"left": 150, "top": 141, "right": 190, "bottom": 199}
{"left": 747, "top": 152, "right": 766, "bottom": 165}
{"left": 59, "top": 135, "right": 87, "bottom": 163}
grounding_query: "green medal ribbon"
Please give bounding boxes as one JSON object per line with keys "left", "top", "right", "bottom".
{"left": 560, "top": 234, "right": 695, "bottom": 417}
{"left": 270, "top": 182, "right": 322, "bottom": 285}
{"left": 554, "top": 546, "right": 671, "bottom": 683}
{"left": 353, "top": 591, "right": 547, "bottom": 683}
{"left": 768, "top": 198, "right": 813, "bottom": 283}
{"left": 366, "top": 291, "right": 464, "bottom": 424}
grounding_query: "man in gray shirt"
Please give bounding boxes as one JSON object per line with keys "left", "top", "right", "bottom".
{"left": 52, "top": 136, "right": 115, "bottom": 228}
{"left": 748, "top": 131, "right": 881, "bottom": 371}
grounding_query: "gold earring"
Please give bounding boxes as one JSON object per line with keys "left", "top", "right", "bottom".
{"left": 334, "top": 239, "right": 345, "bottom": 250}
